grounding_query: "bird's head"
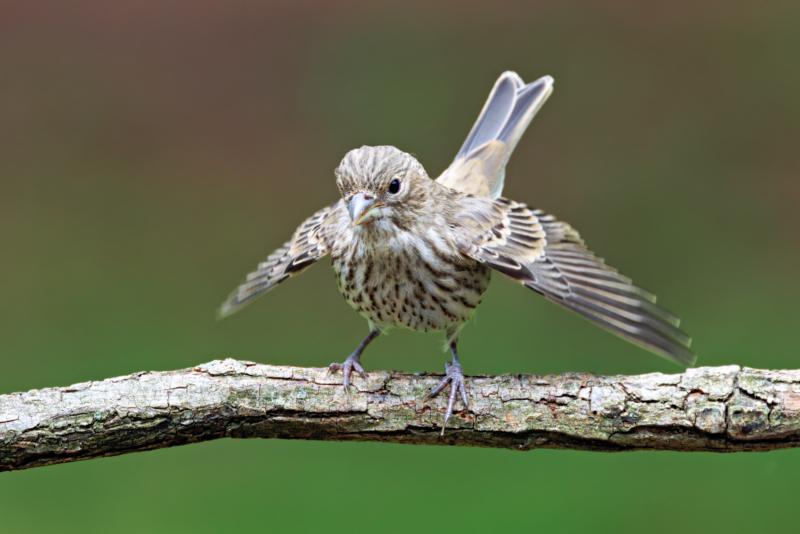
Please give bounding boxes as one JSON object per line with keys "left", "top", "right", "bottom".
{"left": 336, "top": 146, "right": 431, "bottom": 229}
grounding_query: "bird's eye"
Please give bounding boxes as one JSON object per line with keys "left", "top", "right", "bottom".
{"left": 388, "top": 179, "right": 401, "bottom": 194}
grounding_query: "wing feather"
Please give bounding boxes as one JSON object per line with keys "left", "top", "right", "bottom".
{"left": 453, "top": 197, "right": 546, "bottom": 281}
{"left": 455, "top": 199, "right": 695, "bottom": 366}
{"left": 218, "top": 202, "right": 339, "bottom": 318}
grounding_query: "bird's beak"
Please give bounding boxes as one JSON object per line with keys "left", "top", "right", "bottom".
{"left": 348, "top": 192, "right": 384, "bottom": 226}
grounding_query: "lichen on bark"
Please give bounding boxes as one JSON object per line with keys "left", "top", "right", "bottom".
{"left": 3, "top": 359, "right": 800, "bottom": 471}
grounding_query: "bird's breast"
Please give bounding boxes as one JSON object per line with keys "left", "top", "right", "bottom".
{"left": 331, "top": 229, "right": 491, "bottom": 332}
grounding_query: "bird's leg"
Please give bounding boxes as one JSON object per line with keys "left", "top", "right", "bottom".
{"left": 425, "top": 340, "right": 469, "bottom": 435}
{"left": 327, "top": 329, "right": 380, "bottom": 391}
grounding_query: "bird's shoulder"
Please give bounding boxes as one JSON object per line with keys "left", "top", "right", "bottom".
{"left": 288, "top": 200, "right": 344, "bottom": 255}
{"left": 447, "top": 194, "right": 548, "bottom": 278}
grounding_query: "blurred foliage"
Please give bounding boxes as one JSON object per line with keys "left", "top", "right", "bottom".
{"left": 1, "top": 1, "right": 798, "bottom": 532}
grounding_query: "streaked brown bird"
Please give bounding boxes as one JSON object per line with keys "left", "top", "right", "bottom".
{"left": 220, "top": 72, "right": 695, "bottom": 433}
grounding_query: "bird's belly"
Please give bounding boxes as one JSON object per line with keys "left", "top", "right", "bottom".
{"left": 333, "top": 248, "right": 491, "bottom": 332}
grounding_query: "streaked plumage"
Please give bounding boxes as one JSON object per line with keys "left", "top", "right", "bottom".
{"left": 220, "top": 72, "right": 695, "bottom": 432}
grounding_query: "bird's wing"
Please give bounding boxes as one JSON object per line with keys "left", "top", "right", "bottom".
{"left": 218, "top": 202, "right": 340, "bottom": 318}
{"left": 453, "top": 197, "right": 695, "bottom": 366}
{"left": 436, "top": 72, "right": 553, "bottom": 199}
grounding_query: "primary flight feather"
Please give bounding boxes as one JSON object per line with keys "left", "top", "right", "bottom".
{"left": 220, "top": 72, "right": 695, "bottom": 433}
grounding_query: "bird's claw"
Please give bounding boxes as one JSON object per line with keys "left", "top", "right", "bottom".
{"left": 327, "top": 353, "right": 368, "bottom": 391}
{"left": 425, "top": 361, "right": 469, "bottom": 435}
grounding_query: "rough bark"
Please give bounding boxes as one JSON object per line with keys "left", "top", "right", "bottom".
{"left": 2, "top": 359, "right": 800, "bottom": 471}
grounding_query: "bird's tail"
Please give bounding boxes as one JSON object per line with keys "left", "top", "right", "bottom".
{"left": 437, "top": 72, "right": 553, "bottom": 199}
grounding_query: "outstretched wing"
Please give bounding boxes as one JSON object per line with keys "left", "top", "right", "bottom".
{"left": 436, "top": 72, "right": 553, "bottom": 199}
{"left": 454, "top": 197, "right": 695, "bottom": 366}
{"left": 218, "top": 202, "right": 340, "bottom": 318}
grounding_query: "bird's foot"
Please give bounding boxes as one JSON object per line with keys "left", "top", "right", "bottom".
{"left": 425, "top": 361, "right": 469, "bottom": 435}
{"left": 327, "top": 353, "right": 368, "bottom": 391}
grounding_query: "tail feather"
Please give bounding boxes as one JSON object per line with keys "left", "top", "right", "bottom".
{"left": 498, "top": 77, "right": 553, "bottom": 154}
{"left": 455, "top": 73, "right": 520, "bottom": 161}
{"left": 437, "top": 72, "right": 554, "bottom": 199}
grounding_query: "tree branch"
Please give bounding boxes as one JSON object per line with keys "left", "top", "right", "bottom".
{"left": 2, "top": 359, "right": 799, "bottom": 471}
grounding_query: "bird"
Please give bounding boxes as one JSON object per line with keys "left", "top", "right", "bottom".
{"left": 219, "top": 71, "right": 695, "bottom": 434}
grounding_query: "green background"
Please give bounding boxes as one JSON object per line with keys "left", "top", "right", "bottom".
{"left": 2, "top": 1, "right": 798, "bottom": 531}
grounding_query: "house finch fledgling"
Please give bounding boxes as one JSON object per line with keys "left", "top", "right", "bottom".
{"left": 219, "top": 72, "right": 695, "bottom": 433}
